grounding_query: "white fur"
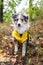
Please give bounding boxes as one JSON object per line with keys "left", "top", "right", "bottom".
{"left": 12, "top": 21, "right": 30, "bottom": 34}
{"left": 14, "top": 43, "right": 18, "bottom": 54}
{"left": 22, "top": 41, "right": 26, "bottom": 56}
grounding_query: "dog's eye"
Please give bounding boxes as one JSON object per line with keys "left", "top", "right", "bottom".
{"left": 21, "top": 19, "right": 24, "bottom": 21}
{"left": 16, "top": 19, "right": 18, "bottom": 21}
{"left": 14, "top": 19, "right": 18, "bottom": 21}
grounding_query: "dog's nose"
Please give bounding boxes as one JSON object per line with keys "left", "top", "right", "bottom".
{"left": 18, "top": 24, "right": 21, "bottom": 27}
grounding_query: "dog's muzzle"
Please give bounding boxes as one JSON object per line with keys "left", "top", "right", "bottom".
{"left": 18, "top": 23, "right": 21, "bottom": 27}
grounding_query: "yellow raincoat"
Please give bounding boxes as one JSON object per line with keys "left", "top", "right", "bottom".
{"left": 12, "top": 30, "right": 29, "bottom": 43}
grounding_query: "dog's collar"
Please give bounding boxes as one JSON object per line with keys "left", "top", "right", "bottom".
{"left": 12, "top": 30, "right": 29, "bottom": 43}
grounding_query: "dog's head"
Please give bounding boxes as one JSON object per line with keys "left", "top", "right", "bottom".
{"left": 12, "top": 14, "right": 30, "bottom": 34}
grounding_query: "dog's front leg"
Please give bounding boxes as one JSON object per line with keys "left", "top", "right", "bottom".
{"left": 12, "top": 40, "right": 18, "bottom": 54}
{"left": 22, "top": 41, "right": 27, "bottom": 57}
{"left": 14, "top": 41, "right": 18, "bottom": 54}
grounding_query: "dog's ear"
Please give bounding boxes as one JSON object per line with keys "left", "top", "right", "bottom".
{"left": 23, "top": 15, "right": 29, "bottom": 22}
{"left": 12, "top": 14, "right": 14, "bottom": 18}
{"left": 12, "top": 14, "right": 17, "bottom": 18}
{"left": 25, "top": 15, "right": 28, "bottom": 20}
{"left": 23, "top": 14, "right": 29, "bottom": 20}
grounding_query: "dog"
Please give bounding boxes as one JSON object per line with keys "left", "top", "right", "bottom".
{"left": 12, "top": 13, "right": 30, "bottom": 57}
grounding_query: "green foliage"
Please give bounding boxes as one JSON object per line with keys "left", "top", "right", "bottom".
{"left": 0, "top": 0, "right": 3, "bottom": 5}
{"left": 29, "top": 0, "right": 33, "bottom": 20}
{"left": 3, "top": 0, "right": 43, "bottom": 22}
{"left": 8, "top": 0, "right": 16, "bottom": 9}
{"left": 3, "top": 0, "right": 22, "bottom": 22}
{"left": 39, "top": 0, "right": 43, "bottom": 19}
{"left": 3, "top": 11, "right": 12, "bottom": 22}
{"left": 26, "top": 0, "right": 42, "bottom": 20}
{"left": 31, "top": 5, "right": 40, "bottom": 19}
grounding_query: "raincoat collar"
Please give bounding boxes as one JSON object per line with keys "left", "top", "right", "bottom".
{"left": 12, "top": 30, "right": 29, "bottom": 43}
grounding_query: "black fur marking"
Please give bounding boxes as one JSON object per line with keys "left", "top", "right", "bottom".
{"left": 12, "top": 14, "right": 18, "bottom": 22}
{"left": 12, "top": 14, "right": 18, "bottom": 18}
{"left": 22, "top": 15, "right": 28, "bottom": 22}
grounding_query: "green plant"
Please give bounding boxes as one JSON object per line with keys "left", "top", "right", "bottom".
{"left": 3, "top": 0, "right": 22, "bottom": 22}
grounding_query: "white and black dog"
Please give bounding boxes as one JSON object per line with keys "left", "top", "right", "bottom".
{"left": 12, "top": 13, "right": 30, "bottom": 57}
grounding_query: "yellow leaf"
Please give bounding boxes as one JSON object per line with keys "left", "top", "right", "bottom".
{"left": 0, "top": 49, "right": 3, "bottom": 53}
{"left": 9, "top": 44, "right": 12, "bottom": 48}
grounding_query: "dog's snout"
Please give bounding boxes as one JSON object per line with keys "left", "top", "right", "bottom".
{"left": 18, "top": 24, "right": 21, "bottom": 27}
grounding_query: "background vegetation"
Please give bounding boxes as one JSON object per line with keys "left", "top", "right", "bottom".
{"left": 0, "top": 0, "right": 43, "bottom": 22}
